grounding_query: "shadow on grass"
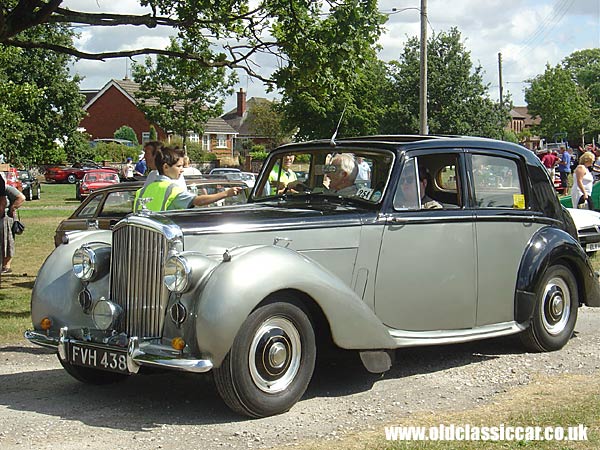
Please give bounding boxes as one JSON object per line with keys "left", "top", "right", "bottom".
{"left": 0, "top": 311, "right": 30, "bottom": 318}
{"left": 0, "top": 345, "right": 54, "bottom": 355}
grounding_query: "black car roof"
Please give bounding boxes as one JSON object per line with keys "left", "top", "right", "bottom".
{"left": 273, "top": 135, "right": 540, "bottom": 165}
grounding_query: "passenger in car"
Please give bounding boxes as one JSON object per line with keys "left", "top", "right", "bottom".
{"left": 324, "top": 153, "right": 358, "bottom": 195}
{"left": 417, "top": 167, "right": 442, "bottom": 209}
{"left": 133, "top": 146, "right": 241, "bottom": 212}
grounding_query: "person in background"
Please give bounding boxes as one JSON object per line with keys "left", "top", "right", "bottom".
{"left": 571, "top": 151, "right": 595, "bottom": 210}
{"left": 121, "top": 157, "right": 139, "bottom": 181}
{"left": 1, "top": 184, "right": 25, "bottom": 273}
{"left": 356, "top": 156, "right": 371, "bottom": 187}
{"left": 133, "top": 146, "right": 241, "bottom": 212}
{"left": 134, "top": 153, "right": 147, "bottom": 176}
{"left": 541, "top": 150, "right": 558, "bottom": 180}
{"left": 557, "top": 146, "right": 571, "bottom": 195}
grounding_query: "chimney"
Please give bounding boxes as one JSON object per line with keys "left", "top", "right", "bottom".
{"left": 236, "top": 88, "right": 247, "bottom": 117}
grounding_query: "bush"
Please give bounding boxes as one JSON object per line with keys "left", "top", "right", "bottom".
{"left": 249, "top": 147, "right": 269, "bottom": 161}
{"left": 114, "top": 125, "right": 139, "bottom": 145}
{"left": 94, "top": 142, "right": 140, "bottom": 162}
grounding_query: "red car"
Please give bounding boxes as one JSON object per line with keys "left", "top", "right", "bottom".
{"left": 45, "top": 160, "right": 117, "bottom": 184}
{"left": 77, "top": 169, "right": 120, "bottom": 200}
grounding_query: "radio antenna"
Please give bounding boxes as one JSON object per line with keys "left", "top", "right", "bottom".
{"left": 330, "top": 105, "right": 347, "bottom": 147}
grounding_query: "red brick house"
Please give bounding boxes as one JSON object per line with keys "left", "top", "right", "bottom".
{"left": 80, "top": 79, "right": 167, "bottom": 144}
{"left": 507, "top": 106, "right": 541, "bottom": 150}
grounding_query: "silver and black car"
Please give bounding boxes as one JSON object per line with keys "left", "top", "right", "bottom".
{"left": 26, "top": 136, "right": 600, "bottom": 417}
{"left": 18, "top": 169, "right": 41, "bottom": 201}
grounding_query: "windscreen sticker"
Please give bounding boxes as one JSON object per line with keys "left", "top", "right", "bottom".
{"left": 356, "top": 187, "right": 374, "bottom": 200}
{"left": 513, "top": 194, "right": 525, "bottom": 209}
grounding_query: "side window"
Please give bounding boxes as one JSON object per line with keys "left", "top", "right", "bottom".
{"left": 99, "top": 191, "right": 136, "bottom": 217}
{"left": 471, "top": 154, "right": 525, "bottom": 209}
{"left": 394, "top": 154, "right": 461, "bottom": 210}
{"left": 77, "top": 195, "right": 102, "bottom": 218}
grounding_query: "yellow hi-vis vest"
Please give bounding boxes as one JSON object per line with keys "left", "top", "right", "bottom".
{"left": 133, "top": 181, "right": 184, "bottom": 212}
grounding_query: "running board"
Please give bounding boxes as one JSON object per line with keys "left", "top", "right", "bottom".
{"left": 388, "top": 321, "right": 526, "bottom": 347}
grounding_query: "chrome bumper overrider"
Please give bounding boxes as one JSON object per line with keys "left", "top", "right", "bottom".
{"left": 24, "top": 327, "right": 213, "bottom": 374}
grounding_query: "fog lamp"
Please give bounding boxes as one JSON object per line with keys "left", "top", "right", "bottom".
{"left": 92, "top": 300, "right": 121, "bottom": 330}
{"left": 72, "top": 246, "right": 96, "bottom": 281}
{"left": 40, "top": 317, "right": 52, "bottom": 331}
{"left": 171, "top": 337, "right": 186, "bottom": 351}
{"left": 164, "top": 256, "right": 190, "bottom": 293}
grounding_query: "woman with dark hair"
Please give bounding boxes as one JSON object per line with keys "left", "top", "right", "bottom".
{"left": 133, "top": 146, "right": 241, "bottom": 212}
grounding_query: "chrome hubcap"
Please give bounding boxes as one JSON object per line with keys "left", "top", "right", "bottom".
{"left": 541, "top": 277, "right": 570, "bottom": 336}
{"left": 249, "top": 316, "right": 301, "bottom": 393}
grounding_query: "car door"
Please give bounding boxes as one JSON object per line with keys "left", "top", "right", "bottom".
{"left": 467, "top": 151, "right": 544, "bottom": 326}
{"left": 374, "top": 150, "right": 477, "bottom": 331}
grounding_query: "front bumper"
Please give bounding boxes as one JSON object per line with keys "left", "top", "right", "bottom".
{"left": 25, "top": 327, "right": 213, "bottom": 374}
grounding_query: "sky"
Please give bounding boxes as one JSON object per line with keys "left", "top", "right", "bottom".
{"left": 66, "top": 0, "right": 600, "bottom": 112}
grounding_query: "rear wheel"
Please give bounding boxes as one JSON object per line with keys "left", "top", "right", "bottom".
{"left": 59, "top": 357, "right": 129, "bottom": 385}
{"left": 520, "top": 264, "right": 578, "bottom": 352}
{"left": 67, "top": 174, "right": 77, "bottom": 184}
{"left": 214, "top": 301, "right": 316, "bottom": 417}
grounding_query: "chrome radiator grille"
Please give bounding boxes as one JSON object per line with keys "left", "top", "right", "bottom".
{"left": 110, "top": 224, "right": 169, "bottom": 337}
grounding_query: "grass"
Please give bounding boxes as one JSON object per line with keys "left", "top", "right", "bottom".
{"left": 284, "top": 374, "right": 599, "bottom": 450}
{"left": 0, "top": 182, "right": 77, "bottom": 342}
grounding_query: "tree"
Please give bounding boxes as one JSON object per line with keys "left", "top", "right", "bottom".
{"left": 0, "top": 22, "right": 85, "bottom": 165}
{"left": 383, "top": 28, "right": 508, "bottom": 138}
{"left": 246, "top": 101, "right": 293, "bottom": 149}
{"left": 114, "top": 125, "right": 139, "bottom": 145}
{"left": 273, "top": 0, "right": 388, "bottom": 139}
{"left": 1, "top": 1, "right": 385, "bottom": 83}
{"left": 562, "top": 49, "right": 600, "bottom": 143}
{"left": 149, "top": 125, "right": 158, "bottom": 141}
{"left": 525, "top": 64, "right": 593, "bottom": 143}
{"left": 133, "top": 36, "right": 236, "bottom": 149}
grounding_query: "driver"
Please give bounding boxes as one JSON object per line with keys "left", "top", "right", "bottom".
{"left": 323, "top": 154, "right": 358, "bottom": 196}
{"left": 269, "top": 154, "right": 297, "bottom": 194}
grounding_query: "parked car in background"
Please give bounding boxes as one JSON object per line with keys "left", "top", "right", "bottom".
{"left": 565, "top": 207, "right": 600, "bottom": 255}
{"left": 28, "top": 136, "right": 600, "bottom": 418}
{"left": 90, "top": 138, "right": 134, "bottom": 147}
{"left": 45, "top": 160, "right": 118, "bottom": 184}
{"left": 18, "top": 169, "right": 41, "bottom": 200}
{"left": 77, "top": 169, "right": 120, "bottom": 201}
{"left": 209, "top": 167, "right": 241, "bottom": 176}
{"left": 54, "top": 177, "right": 248, "bottom": 246}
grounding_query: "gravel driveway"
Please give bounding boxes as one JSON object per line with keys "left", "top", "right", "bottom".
{"left": 1, "top": 307, "right": 599, "bottom": 449}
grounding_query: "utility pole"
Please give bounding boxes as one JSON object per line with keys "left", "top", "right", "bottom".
{"left": 498, "top": 52, "right": 503, "bottom": 107}
{"left": 419, "top": 0, "right": 428, "bottom": 135}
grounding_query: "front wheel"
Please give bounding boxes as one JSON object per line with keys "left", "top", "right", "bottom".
{"left": 214, "top": 301, "right": 316, "bottom": 418}
{"left": 24, "top": 188, "right": 32, "bottom": 201}
{"left": 34, "top": 186, "right": 41, "bottom": 200}
{"left": 67, "top": 174, "right": 77, "bottom": 184}
{"left": 520, "top": 264, "right": 578, "bottom": 352}
{"left": 59, "top": 357, "right": 129, "bottom": 385}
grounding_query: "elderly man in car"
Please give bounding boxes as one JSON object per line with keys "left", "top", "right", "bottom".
{"left": 323, "top": 153, "right": 359, "bottom": 196}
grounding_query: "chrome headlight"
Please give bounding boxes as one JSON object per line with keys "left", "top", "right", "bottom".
{"left": 72, "top": 246, "right": 96, "bottom": 281}
{"left": 164, "top": 255, "right": 190, "bottom": 293}
{"left": 92, "top": 300, "right": 121, "bottom": 330}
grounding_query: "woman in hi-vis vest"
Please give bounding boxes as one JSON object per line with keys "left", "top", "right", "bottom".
{"left": 133, "top": 146, "right": 241, "bottom": 212}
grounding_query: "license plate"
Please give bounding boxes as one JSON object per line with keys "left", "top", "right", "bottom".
{"left": 586, "top": 242, "right": 600, "bottom": 252}
{"left": 69, "top": 343, "right": 129, "bottom": 374}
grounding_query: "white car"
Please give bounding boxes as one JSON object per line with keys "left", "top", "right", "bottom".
{"left": 566, "top": 207, "right": 600, "bottom": 254}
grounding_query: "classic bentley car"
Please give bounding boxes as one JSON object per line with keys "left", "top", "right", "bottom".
{"left": 26, "top": 136, "right": 600, "bottom": 418}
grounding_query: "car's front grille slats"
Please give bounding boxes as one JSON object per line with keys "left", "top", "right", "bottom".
{"left": 110, "top": 224, "right": 169, "bottom": 338}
